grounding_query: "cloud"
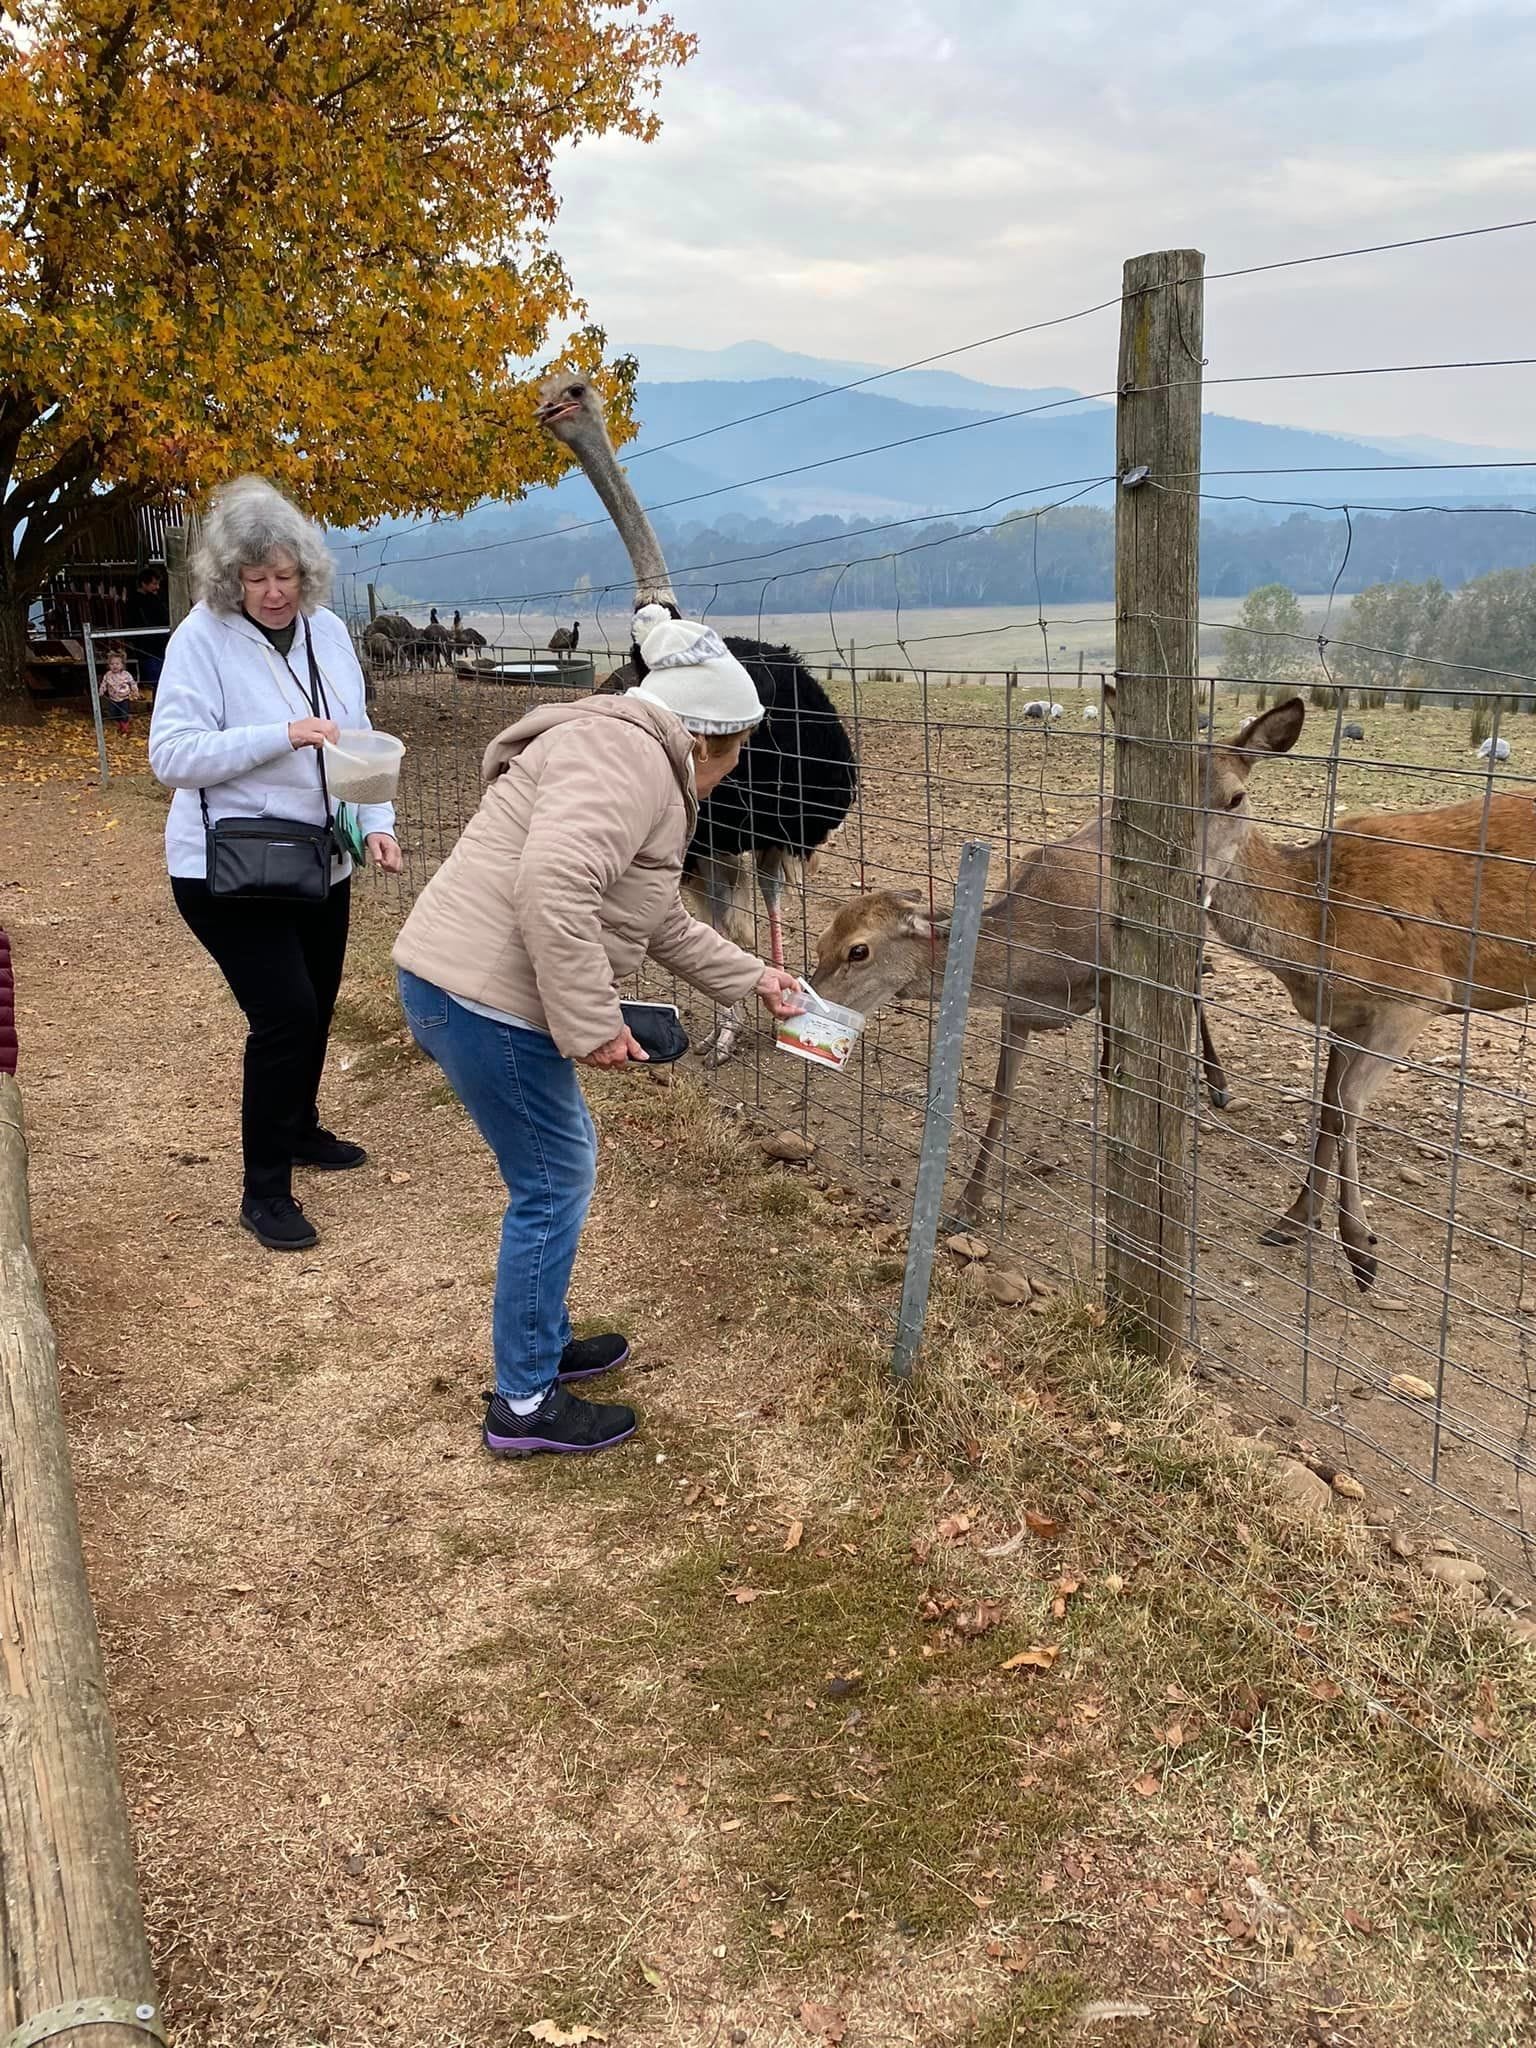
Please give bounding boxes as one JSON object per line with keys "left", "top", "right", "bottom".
{"left": 553, "top": 0, "right": 1536, "bottom": 443}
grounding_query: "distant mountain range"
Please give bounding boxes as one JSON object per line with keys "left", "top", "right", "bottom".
{"left": 340, "top": 340, "right": 1536, "bottom": 604}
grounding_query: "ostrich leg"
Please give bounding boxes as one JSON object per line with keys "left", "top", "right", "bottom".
{"left": 695, "top": 851, "right": 751, "bottom": 1067}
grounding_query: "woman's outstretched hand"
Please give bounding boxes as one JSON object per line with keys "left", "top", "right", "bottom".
{"left": 755, "top": 967, "right": 805, "bottom": 1021}
{"left": 365, "top": 833, "right": 403, "bottom": 874}
{"left": 579, "top": 1024, "right": 649, "bottom": 1068}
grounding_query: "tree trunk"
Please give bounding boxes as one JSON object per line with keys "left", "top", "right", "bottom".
{"left": 0, "top": 593, "right": 34, "bottom": 717}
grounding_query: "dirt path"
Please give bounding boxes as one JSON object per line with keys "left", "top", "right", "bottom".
{"left": 5, "top": 740, "right": 1533, "bottom": 2048}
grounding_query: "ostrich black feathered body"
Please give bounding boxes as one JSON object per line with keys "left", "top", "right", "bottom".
{"left": 596, "top": 632, "right": 857, "bottom": 872}
{"left": 690, "top": 637, "right": 855, "bottom": 871}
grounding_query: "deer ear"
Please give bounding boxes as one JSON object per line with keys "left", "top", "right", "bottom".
{"left": 1233, "top": 695, "right": 1305, "bottom": 758}
{"left": 897, "top": 904, "right": 951, "bottom": 942}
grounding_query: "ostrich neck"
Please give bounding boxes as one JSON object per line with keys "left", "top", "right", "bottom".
{"left": 564, "top": 427, "right": 676, "bottom": 607}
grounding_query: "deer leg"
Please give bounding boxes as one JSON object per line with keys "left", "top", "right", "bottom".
{"left": 1333, "top": 1019, "right": 1419, "bottom": 1291}
{"left": 955, "top": 1019, "right": 1029, "bottom": 1223}
{"left": 1259, "top": 1039, "right": 1345, "bottom": 1247}
{"left": 1197, "top": 996, "right": 1230, "bottom": 1111}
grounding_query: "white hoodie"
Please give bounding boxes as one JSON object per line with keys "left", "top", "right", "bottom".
{"left": 149, "top": 602, "right": 396, "bottom": 880}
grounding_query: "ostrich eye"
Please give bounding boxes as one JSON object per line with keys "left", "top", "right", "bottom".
{"left": 848, "top": 943, "right": 870, "bottom": 963}
{"left": 569, "top": 383, "right": 586, "bottom": 399}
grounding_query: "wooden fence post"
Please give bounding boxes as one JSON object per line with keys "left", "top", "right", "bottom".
{"left": 163, "top": 527, "right": 189, "bottom": 632}
{"left": 1, "top": 1073, "right": 166, "bottom": 2045}
{"left": 1104, "top": 248, "right": 1205, "bottom": 1360}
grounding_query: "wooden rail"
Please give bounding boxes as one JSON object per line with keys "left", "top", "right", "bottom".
{"left": 1, "top": 1073, "right": 166, "bottom": 2046}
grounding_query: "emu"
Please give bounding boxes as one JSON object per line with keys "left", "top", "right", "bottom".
{"left": 1200, "top": 695, "right": 1536, "bottom": 1290}
{"left": 536, "top": 372, "right": 856, "bottom": 1062}
{"left": 810, "top": 691, "right": 1234, "bottom": 1222}
{"left": 549, "top": 621, "right": 580, "bottom": 653}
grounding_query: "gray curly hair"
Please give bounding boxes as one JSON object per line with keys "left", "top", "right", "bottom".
{"left": 191, "top": 475, "right": 334, "bottom": 615}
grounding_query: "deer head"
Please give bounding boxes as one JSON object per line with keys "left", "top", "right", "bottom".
{"left": 811, "top": 890, "right": 950, "bottom": 1013}
{"left": 1196, "top": 696, "right": 1306, "bottom": 895}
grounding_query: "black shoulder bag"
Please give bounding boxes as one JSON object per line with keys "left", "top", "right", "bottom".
{"left": 201, "top": 620, "right": 336, "bottom": 902}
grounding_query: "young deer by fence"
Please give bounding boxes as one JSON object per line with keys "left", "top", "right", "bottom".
{"left": 1198, "top": 694, "right": 1536, "bottom": 1291}
{"left": 810, "top": 710, "right": 1235, "bottom": 1222}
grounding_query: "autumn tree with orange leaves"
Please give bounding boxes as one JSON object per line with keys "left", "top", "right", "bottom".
{"left": 0, "top": 0, "right": 694, "bottom": 696}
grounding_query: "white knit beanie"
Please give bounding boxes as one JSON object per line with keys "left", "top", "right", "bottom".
{"left": 626, "top": 606, "right": 764, "bottom": 736}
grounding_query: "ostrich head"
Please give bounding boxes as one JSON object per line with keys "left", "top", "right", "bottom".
{"left": 536, "top": 373, "right": 676, "bottom": 614}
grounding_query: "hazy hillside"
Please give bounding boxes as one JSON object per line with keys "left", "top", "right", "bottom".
{"left": 339, "top": 345, "right": 1536, "bottom": 605}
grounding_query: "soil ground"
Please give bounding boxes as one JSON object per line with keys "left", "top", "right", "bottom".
{"left": 4, "top": 704, "right": 1536, "bottom": 2047}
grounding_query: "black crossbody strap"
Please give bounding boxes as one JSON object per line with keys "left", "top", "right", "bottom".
{"left": 198, "top": 616, "right": 335, "bottom": 827}
{"left": 301, "top": 617, "right": 333, "bottom": 823}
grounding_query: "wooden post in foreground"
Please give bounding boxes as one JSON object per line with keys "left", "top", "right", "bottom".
{"left": 1104, "top": 249, "right": 1204, "bottom": 1360}
{"left": 0, "top": 1074, "right": 166, "bottom": 2045}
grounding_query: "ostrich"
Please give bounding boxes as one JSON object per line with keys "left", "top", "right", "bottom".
{"left": 535, "top": 372, "right": 857, "bottom": 1060}
{"left": 549, "top": 621, "right": 581, "bottom": 654}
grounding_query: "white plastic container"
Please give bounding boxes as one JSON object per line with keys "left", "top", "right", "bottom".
{"left": 323, "top": 729, "right": 404, "bottom": 804}
{"left": 775, "top": 985, "right": 864, "bottom": 1071}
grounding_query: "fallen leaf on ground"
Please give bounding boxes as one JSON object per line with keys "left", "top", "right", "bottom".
{"left": 1000, "top": 1644, "right": 1060, "bottom": 1673}
{"left": 1343, "top": 1907, "right": 1378, "bottom": 1936}
{"left": 956, "top": 1599, "right": 1003, "bottom": 1637}
{"left": 727, "top": 1587, "right": 776, "bottom": 1604}
{"left": 1024, "top": 1508, "right": 1064, "bottom": 1538}
{"left": 783, "top": 1518, "right": 804, "bottom": 1552}
{"left": 637, "top": 1959, "right": 666, "bottom": 1990}
{"left": 1130, "top": 1771, "right": 1162, "bottom": 1798}
{"left": 936, "top": 1512, "right": 972, "bottom": 1542}
{"left": 523, "top": 2026, "right": 607, "bottom": 2046}
{"left": 798, "top": 2003, "right": 847, "bottom": 2043}
{"left": 1390, "top": 1372, "right": 1437, "bottom": 1400}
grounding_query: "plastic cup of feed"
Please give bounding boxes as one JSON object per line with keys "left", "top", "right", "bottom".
{"left": 775, "top": 984, "right": 864, "bottom": 1071}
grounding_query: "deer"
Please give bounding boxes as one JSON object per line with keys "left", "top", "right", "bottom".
{"left": 1194, "top": 694, "right": 1536, "bottom": 1291}
{"left": 810, "top": 687, "right": 1234, "bottom": 1223}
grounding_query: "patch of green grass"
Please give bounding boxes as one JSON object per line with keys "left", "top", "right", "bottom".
{"left": 963, "top": 1975, "right": 1091, "bottom": 2048}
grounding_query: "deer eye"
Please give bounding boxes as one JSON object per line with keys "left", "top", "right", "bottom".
{"left": 848, "top": 943, "right": 870, "bottom": 963}
{"left": 1226, "top": 791, "right": 1244, "bottom": 810}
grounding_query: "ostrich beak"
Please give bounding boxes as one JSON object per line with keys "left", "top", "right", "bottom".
{"left": 537, "top": 391, "right": 585, "bottom": 427}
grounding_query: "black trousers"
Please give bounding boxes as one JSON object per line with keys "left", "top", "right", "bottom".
{"left": 172, "top": 876, "right": 352, "bottom": 1200}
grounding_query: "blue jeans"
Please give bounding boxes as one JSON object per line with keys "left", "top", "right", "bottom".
{"left": 397, "top": 970, "right": 597, "bottom": 1402}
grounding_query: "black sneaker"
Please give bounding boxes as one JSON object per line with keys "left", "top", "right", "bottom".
{"left": 481, "top": 1385, "right": 637, "bottom": 1459}
{"left": 240, "top": 1194, "right": 319, "bottom": 1252}
{"left": 558, "top": 1332, "right": 630, "bottom": 1382}
{"left": 292, "top": 1128, "right": 368, "bottom": 1171}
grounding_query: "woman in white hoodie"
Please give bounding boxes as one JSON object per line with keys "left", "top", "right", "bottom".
{"left": 149, "top": 477, "right": 401, "bottom": 1252}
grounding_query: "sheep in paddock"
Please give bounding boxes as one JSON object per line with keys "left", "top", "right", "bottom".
{"left": 1082, "top": 705, "right": 1099, "bottom": 722}
{"left": 1478, "top": 735, "right": 1511, "bottom": 762}
{"left": 1022, "top": 700, "right": 1047, "bottom": 721}
{"left": 1343, "top": 722, "right": 1365, "bottom": 742}
{"left": 1048, "top": 702, "right": 1064, "bottom": 720}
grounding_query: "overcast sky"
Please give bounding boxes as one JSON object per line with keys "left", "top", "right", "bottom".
{"left": 554, "top": 0, "right": 1536, "bottom": 449}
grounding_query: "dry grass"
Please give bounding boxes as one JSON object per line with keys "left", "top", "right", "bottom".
{"left": 6, "top": 740, "right": 1536, "bottom": 2048}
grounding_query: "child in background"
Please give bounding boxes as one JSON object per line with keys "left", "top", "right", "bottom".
{"left": 100, "top": 645, "right": 140, "bottom": 733}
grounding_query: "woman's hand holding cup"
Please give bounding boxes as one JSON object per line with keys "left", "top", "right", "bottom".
{"left": 755, "top": 967, "right": 804, "bottom": 1021}
{"left": 289, "top": 715, "right": 341, "bottom": 750}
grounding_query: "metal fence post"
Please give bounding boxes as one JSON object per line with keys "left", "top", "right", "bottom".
{"left": 81, "top": 626, "right": 110, "bottom": 787}
{"left": 890, "top": 837, "right": 992, "bottom": 1379}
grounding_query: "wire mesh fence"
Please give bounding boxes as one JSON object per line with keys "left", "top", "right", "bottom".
{"left": 364, "top": 619, "right": 1536, "bottom": 1588}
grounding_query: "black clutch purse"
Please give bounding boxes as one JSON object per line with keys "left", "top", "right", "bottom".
{"left": 620, "top": 1001, "right": 690, "bottom": 1065}
{"left": 201, "top": 619, "right": 336, "bottom": 904}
